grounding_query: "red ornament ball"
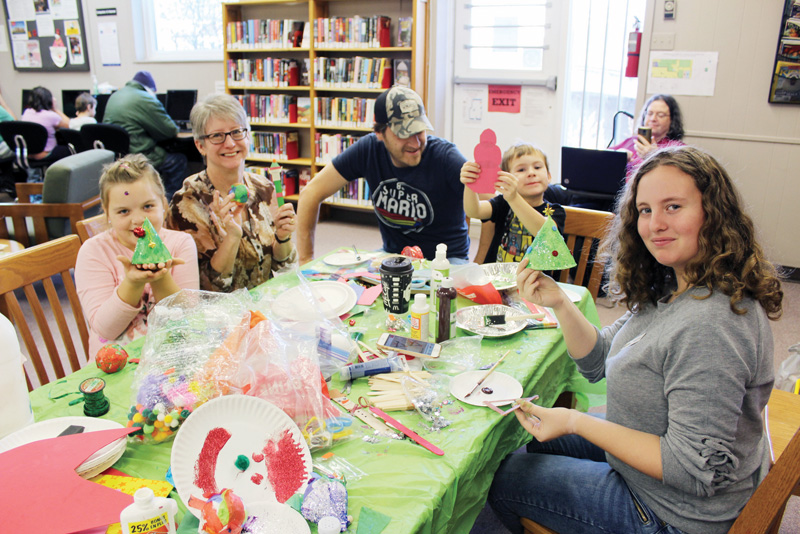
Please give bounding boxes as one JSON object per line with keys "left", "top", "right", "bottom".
{"left": 133, "top": 227, "right": 146, "bottom": 238}
{"left": 349, "top": 319, "right": 356, "bottom": 326}
{"left": 401, "top": 245, "right": 424, "bottom": 259}
{"left": 95, "top": 344, "right": 128, "bottom": 374}
{"left": 552, "top": 250, "right": 558, "bottom": 257}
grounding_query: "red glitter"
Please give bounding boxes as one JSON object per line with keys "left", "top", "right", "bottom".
{"left": 194, "top": 427, "right": 231, "bottom": 496}
{"left": 552, "top": 250, "right": 558, "bottom": 257}
{"left": 133, "top": 227, "right": 146, "bottom": 238}
{"left": 251, "top": 453, "right": 264, "bottom": 462}
{"left": 251, "top": 472, "right": 264, "bottom": 485}
{"left": 263, "top": 429, "right": 307, "bottom": 503}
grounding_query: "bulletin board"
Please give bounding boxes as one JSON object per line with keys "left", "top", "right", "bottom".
{"left": 4, "top": 0, "right": 90, "bottom": 72}
{"left": 768, "top": 0, "right": 800, "bottom": 104}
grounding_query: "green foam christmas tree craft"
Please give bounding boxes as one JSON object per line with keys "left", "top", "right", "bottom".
{"left": 131, "top": 218, "right": 172, "bottom": 265}
{"left": 523, "top": 207, "right": 576, "bottom": 271}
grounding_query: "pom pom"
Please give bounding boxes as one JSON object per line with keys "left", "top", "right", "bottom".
{"left": 95, "top": 344, "right": 128, "bottom": 374}
{"left": 228, "top": 183, "right": 249, "bottom": 205}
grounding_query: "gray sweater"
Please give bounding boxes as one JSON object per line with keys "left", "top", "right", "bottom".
{"left": 577, "top": 287, "right": 773, "bottom": 534}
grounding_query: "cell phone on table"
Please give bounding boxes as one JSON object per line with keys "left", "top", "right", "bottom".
{"left": 638, "top": 126, "right": 652, "bottom": 143}
{"left": 376, "top": 333, "right": 442, "bottom": 359}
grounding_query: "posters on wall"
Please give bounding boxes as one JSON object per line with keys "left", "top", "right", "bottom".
{"left": 769, "top": 0, "right": 800, "bottom": 103}
{"left": 5, "top": 0, "right": 87, "bottom": 70}
{"left": 646, "top": 51, "right": 719, "bottom": 97}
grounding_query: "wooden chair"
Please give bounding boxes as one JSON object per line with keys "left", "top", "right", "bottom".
{"left": 0, "top": 149, "right": 113, "bottom": 247}
{"left": 75, "top": 213, "right": 108, "bottom": 243}
{"left": 0, "top": 235, "right": 90, "bottom": 390}
{"left": 554, "top": 206, "right": 615, "bottom": 301}
{"left": 521, "top": 389, "right": 800, "bottom": 534}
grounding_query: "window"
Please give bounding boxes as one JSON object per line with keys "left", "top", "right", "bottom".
{"left": 133, "top": 0, "right": 223, "bottom": 62}
{"left": 562, "top": 0, "right": 646, "bottom": 149}
{"left": 453, "top": 0, "right": 560, "bottom": 82}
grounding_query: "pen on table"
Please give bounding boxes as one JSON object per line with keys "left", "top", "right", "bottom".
{"left": 464, "top": 349, "right": 511, "bottom": 398}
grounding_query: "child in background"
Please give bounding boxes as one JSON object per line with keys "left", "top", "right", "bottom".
{"left": 461, "top": 142, "right": 566, "bottom": 263}
{"left": 69, "top": 92, "right": 97, "bottom": 130}
{"left": 75, "top": 154, "right": 199, "bottom": 359}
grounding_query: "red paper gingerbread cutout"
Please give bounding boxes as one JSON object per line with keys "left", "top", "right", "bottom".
{"left": 471, "top": 128, "right": 502, "bottom": 194}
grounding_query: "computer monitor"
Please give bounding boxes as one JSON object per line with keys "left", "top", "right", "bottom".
{"left": 61, "top": 89, "right": 91, "bottom": 119}
{"left": 156, "top": 93, "right": 167, "bottom": 107}
{"left": 165, "top": 89, "right": 197, "bottom": 129}
{"left": 94, "top": 93, "right": 112, "bottom": 123}
{"left": 21, "top": 89, "right": 34, "bottom": 112}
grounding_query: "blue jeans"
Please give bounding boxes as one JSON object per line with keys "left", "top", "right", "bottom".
{"left": 157, "top": 152, "right": 188, "bottom": 201}
{"left": 488, "top": 433, "right": 686, "bottom": 534}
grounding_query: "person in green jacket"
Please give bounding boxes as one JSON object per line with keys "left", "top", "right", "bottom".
{"left": 103, "top": 71, "right": 187, "bottom": 200}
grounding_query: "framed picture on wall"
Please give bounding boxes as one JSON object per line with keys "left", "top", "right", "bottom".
{"left": 769, "top": 0, "right": 800, "bottom": 103}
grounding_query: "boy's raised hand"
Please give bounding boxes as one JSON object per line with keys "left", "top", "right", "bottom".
{"left": 494, "top": 171, "right": 520, "bottom": 201}
{"left": 459, "top": 161, "right": 480, "bottom": 185}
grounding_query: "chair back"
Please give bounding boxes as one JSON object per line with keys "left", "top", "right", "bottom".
{"left": 0, "top": 120, "right": 49, "bottom": 169}
{"left": 0, "top": 235, "right": 89, "bottom": 390}
{"left": 55, "top": 128, "right": 87, "bottom": 154}
{"left": 555, "top": 206, "right": 615, "bottom": 300}
{"left": 80, "top": 123, "right": 130, "bottom": 159}
{"left": 75, "top": 213, "right": 108, "bottom": 243}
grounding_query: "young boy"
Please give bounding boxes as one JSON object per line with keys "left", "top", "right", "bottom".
{"left": 69, "top": 92, "right": 97, "bottom": 130}
{"left": 461, "top": 142, "right": 565, "bottom": 263}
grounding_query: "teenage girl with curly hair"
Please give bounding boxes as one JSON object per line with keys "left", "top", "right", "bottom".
{"left": 488, "top": 145, "right": 783, "bottom": 534}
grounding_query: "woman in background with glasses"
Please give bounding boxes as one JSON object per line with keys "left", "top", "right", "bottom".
{"left": 166, "top": 94, "right": 297, "bottom": 291}
{"left": 612, "top": 94, "right": 686, "bottom": 181}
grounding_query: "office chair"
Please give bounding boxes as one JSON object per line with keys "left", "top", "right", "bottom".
{"left": 80, "top": 123, "right": 130, "bottom": 159}
{"left": 0, "top": 120, "right": 52, "bottom": 175}
{"left": 56, "top": 128, "right": 87, "bottom": 154}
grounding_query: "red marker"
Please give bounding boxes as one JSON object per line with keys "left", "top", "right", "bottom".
{"left": 368, "top": 406, "right": 444, "bottom": 456}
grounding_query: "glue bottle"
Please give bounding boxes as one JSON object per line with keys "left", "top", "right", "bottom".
{"left": 119, "top": 487, "right": 178, "bottom": 534}
{"left": 436, "top": 277, "right": 457, "bottom": 343}
{"left": 410, "top": 293, "right": 430, "bottom": 341}
{"left": 429, "top": 244, "right": 449, "bottom": 332}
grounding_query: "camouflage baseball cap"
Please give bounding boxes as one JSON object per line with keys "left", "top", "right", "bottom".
{"left": 374, "top": 87, "right": 433, "bottom": 139}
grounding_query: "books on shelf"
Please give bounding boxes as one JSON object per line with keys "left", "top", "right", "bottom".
{"left": 234, "top": 94, "right": 297, "bottom": 124}
{"left": 393, "top": 59, "right": 411, "bottom": 87}
{"left": 226, "top": 19, "right": 306, "bottom": 49}
{"left": 297, "top": 97, "right": 311, "bottom": 124}
{"left": 314, "top": 15, "right": 391, "bottom": 48}
{"left": 397, "top": 17, "right": 412, "bottom": 47}
{"left": 250, "top": 130, "right": 299, "bottom": 160}
{"left": 332, "top": 178, "right": 371, "bottom": 205}
{"left": 314, "top": 97, "right": 375, "bottom": 128}
{"left": 315, "top": 133, "right": 363, "bottom": 164}
{"left": 227, "top": 58, "right": 301, "bottom": 87}
{"left": 313, "top": 56, "right": 393, "bottom": 88}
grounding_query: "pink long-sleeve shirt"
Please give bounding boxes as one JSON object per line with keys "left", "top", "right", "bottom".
{"left": 75, "top": 228, "right": 200, "bottom": 359}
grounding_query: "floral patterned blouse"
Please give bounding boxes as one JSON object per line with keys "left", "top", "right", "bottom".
{"left": 167, "top": 170, "right": 297, "bottom": 292}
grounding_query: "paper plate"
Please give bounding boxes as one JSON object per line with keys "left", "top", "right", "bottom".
{"left": 323, "top": 251, "right": 370, "bottom": 267}
{"left": 243, "top": 502, "right": 311, "bottom": 533}
{"left": 0, "top": 416, "right": 126, "bottom": 478}
{"left": 557, "top": 283, "right": 582, "bottom": 303}
{"left": 273, "top": 281, "right": 357, "bottom": 320}
{"left": 170, "top": 395, "right": 312, "bottom": 517}
{"left": 482, "top": 262, "right": 519, "bottom": 291}
{"left": 455, "top": 304, "right": 529, "bottom": 337}
{"left": 450, "top": 371, "right": 523, "bottom": 407}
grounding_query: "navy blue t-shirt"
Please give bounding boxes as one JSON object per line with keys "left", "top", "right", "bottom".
{"left": 332, "top": 134, "right": 469, "bottom": 260}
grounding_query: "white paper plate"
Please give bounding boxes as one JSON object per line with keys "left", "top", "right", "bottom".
{"left": 557, "top": 283, "right": 582, "bottom": 303}
{"left": 323, "top": 252, "right": 369, "bottom": 267}
{"left": 0, "top": 416, "right": 126, "bottom": 478}
{"left": 455, "top": 304, "right": 528, "bottom": 337}
{"left": 482, "top": 262, "right": 519, "bottom": 291}
{"left": 243, "top": 502, "right": 311, "bottom": 533}
{"left": 273, "top": 281, "right": 357, "bottom": 320}
{"left": 171, "top": 395, "right": 312, "bottom": 517}
{"left": 450, "top": 371, "right": 523, "bottom": 407}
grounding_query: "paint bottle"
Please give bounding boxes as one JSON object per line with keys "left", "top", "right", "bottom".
{"left": 410, "top": 293, "right": 430, "bottom": 341}
{"left": 429, "top": 244, "right": 449, "bottom": 333}
{"left": 339, "top": 355, "right": 404, "bottom": 381}
{"left": 436, "top": 277, "right": 457, "bottom": 343}
{"left": 119, "top": 487, "right": 178, "bottom": 534}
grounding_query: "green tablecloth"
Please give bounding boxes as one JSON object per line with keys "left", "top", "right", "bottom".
{"left": 29, "top": 259, "right": 600, "bottom": 534}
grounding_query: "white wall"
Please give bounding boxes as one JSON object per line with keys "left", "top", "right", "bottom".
{"left": 0, "top": 0, "right": 221, "bottom": 117}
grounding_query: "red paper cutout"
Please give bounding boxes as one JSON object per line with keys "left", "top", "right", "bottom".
{"left": 471, "top": 128, "right": 502, "bottom": 194}
{"left": 0, "top": 427, "right": 136, "bottom": 534}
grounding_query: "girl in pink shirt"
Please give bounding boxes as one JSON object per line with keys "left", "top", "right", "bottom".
{"left": 76, "top": 154, "right": 199, "bottom": 359}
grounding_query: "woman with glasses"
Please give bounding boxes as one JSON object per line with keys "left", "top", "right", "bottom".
{"left": 612, "top": 94, "right": 686, "bottom": 181}
{"left": 166, "top": 94, "right": 297, "bottom": 291}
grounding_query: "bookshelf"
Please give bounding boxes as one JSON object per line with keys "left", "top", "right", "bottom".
{"left": 222, "top": 0, "right": 428, "bottom": 213}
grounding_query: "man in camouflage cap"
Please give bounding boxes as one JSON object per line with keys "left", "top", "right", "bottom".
{"left": 297, "top": 87, "right": 469, "bottom": 263}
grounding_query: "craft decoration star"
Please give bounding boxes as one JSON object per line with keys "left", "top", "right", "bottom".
{"left": 543, "top": 204, "right": 554, "bottom": 217}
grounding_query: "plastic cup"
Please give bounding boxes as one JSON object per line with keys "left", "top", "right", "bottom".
{"left": 379, "top": 256, "right": 414, "bottom": 314}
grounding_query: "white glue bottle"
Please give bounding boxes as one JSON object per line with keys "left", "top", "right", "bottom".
{"left": 410, "top": 293, "right": 430, "bottom": 341}
{"left": 429, "top": 244, "right": 449, "bottom": 334}
{"left": 119, "top": 487, "right": 178, "bottom": 534}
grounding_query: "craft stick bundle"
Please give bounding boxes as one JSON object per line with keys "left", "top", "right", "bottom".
{"left": 367, "top": 371, "right": 431, "bottom": 411}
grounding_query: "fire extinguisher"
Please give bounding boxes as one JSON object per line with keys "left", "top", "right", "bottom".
{"left": 625, "top": 18, "right": 642, "bottom": 78}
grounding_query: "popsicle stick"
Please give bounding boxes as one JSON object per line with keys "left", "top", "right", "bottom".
{"left": 464, "top": 350, "right": 511, "bottom": 398}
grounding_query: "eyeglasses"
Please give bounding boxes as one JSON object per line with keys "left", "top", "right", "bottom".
{"left": 646, "top": 111, "right": 670, "bottom": 120}
{"left": 200, "top": 127, "right": 249, "bottom": 144}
